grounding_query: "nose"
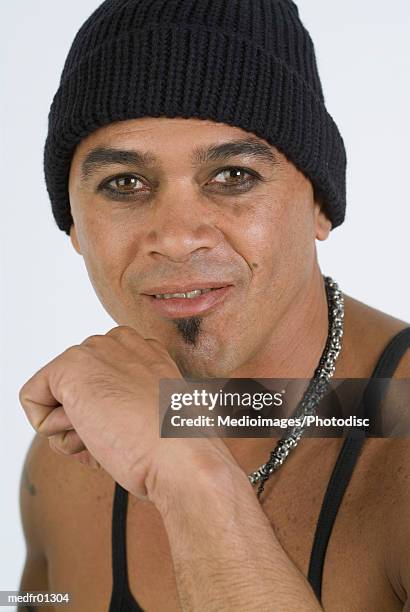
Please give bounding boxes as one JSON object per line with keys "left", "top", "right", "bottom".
{"left": 143, "top": 183, "right": 223, "bottom": 263}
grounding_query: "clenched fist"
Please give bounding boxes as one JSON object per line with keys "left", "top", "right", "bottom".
{"left": 19, "top": 326, "right": 199, "bottom": 499}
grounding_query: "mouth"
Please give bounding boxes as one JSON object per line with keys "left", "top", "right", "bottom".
{"left": 142, "top": 284, "right": 234, "bottom": 318}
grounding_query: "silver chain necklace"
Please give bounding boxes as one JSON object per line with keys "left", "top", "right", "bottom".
{"left": 248, "top": 276, "right": 344, "bottom": 498}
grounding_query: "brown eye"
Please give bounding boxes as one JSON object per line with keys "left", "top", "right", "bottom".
{"left": 99, "top": 174, "right": 150, "bottom": 199}
{"left": 110, "top": 176, "right": 142, "bottom": 192}
{"left": 212, "top": 168, "right": 250, "bottom": 185}
{"left": 206, "top": 166, "right": 260, "bottom": 193}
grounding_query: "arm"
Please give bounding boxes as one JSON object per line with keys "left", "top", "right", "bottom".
{"left": 18, "top": 327, "right": 322, "bottom": 610}
{"left": 19, "top": 435, "right": 49, "bottom": 610}
{"left": 148, "top": 446, "right": 322, "bottom": 612}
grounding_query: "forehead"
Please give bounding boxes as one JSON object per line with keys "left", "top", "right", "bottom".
{"left": 71, "top": 116, "right": 284, "bottom": 170}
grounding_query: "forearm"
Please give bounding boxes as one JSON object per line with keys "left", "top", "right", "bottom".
{"left": 148, "top": 445, "right": 322, "bottom": 612}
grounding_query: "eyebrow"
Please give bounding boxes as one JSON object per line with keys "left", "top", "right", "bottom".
{"left": 192, "top": 137, "right": 279, "bottom": 167}
{"left": 80, "top": 148, "right": 158, "bottom": 180}
{"left": 80, "top": 136, "right": 279, "bottom": 181}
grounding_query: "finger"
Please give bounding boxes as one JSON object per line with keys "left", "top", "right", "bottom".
{"left": 144, "top": 336, "right": 172, "bottom": 356}
{"left": 106, "top": 325, "right": 140, "bottom": 337}
{"left": 48, "top": 429, "right": 86, "bottom": 455}
{"left": 19, "top": 375, "right": 60, "bottom": 431}
{"left": 105, "top": 326, "right": 163, "bottom": 351}
{"left": 35, "top": 405, "right": 74, "bottom": 437}
{"left": 19, "top": 349, "right": 77, "bottom": 431}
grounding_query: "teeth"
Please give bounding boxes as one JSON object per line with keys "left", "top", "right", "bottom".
{"left": 155, "top": 288, "right": 214, "bottom": 299}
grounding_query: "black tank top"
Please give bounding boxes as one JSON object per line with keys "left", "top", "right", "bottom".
{"left": 109, "top": 327, "right": 410, "bottom": 611}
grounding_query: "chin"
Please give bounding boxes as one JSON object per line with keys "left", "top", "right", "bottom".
{"left": 171, "top": 344, "right": 234, "bottom": 379}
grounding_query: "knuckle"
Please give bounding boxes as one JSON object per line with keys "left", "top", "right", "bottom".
{"left": 146, "top": 338, "right": 169, "bottom": 356}
{"left": 49, "top": 431, "right": 83, "bottom": 455}
{"left": 106, "top": 325, "right": 137, "bottom": 340}
{"left": 18, "top": 384, "right": 28, "bottom": 406}
{"left": 48, "top": 437, "right": 66, "bottom": 455}
{"left": 36, "top": 417, "right": 51, "bottom": 436}
{"left": 81, "top": 334, "right": 105, "bottom": 347}
{"left": 66, "top": 344, "right": 82, "bottom": 352}
{"left": 63, "top": 343, "right": 100, "bottom": 366}
{"left": 19, "top": 377, "right": 38, "bottom": 407}
{"left": 63, "top": 344, "right": 84, "bottom": 359}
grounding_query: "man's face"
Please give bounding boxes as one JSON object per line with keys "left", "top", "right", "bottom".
{"left": 68, "top": 117, "right": 330, "bottom": 377}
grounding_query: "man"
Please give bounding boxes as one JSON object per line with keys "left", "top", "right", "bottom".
{"left": 18, "top": 1, "right": 410, "bottom": 611}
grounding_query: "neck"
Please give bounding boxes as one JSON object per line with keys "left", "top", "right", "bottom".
{"left": 223, "top": 266, "right": 330, "bottom": 472}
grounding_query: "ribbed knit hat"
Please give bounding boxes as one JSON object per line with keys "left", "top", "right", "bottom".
{"left": 44, "top": 0, "right": 347, "bottom": 235}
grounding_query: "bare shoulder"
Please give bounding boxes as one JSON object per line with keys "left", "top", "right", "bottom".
{"left": 369, "top": 436, "right": 410, "bottom": 605}
{"left": 341, "top": 296, "right": 410, "bottom": 601}
{"left": 339, "top": 294, "right": 410, "bottom": 377}
{"left": 20, "top": 433, "right": 115, "bottom": 558}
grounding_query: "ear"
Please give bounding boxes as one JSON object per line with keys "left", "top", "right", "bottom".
{"left": 314, "top": 204, "right": 332, "bottom": 241}
{"left": 69, "top": 224, "right": 82, "bottom": 255}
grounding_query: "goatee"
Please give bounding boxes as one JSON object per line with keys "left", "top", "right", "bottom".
{"left": 173, "top": 316, "right": 202, "bottom": 346}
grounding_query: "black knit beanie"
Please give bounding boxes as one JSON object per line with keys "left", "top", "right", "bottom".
{"left": 44, "top": 0, "right": 347, "bottom": 235}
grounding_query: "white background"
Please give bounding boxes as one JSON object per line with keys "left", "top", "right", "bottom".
{"left": 1, "top": 0, "right": 409, "bottom": 597}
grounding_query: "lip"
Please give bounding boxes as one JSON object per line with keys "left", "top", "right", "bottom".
{"left": 143, "top": 285, "right": 233, "bottom": 318}
{"left": 142, "top": 282, "right": 231, "bottom": 295}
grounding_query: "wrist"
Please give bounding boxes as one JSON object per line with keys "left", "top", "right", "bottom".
{"left": 145, "top": 438, "right": 248, "bottom": 513}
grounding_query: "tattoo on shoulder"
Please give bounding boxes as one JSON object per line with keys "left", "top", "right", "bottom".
{"left": 22, "top": 465, "right": 37, "bottom": 496}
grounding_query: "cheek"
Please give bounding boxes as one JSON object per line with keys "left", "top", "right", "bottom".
{"left": 228, "top": 194, "right": 291, "bottom": 273}
{"left": 74, "top": 209, "right": 134, "bottom": 303}
{"left": 233, "top": 185, "right": 316, "bottom": 282}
